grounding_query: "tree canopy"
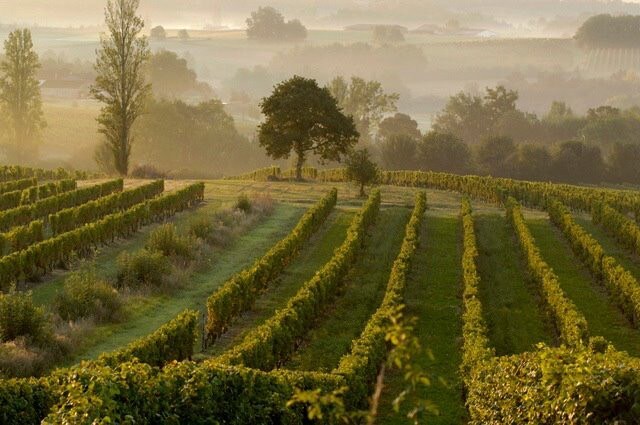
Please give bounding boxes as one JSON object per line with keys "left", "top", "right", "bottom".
{"left": 328, "top": 76, "right": 399, "bottom": 143}
{"left": 259, "top": 76, "right": 359, "bottom": 180}
{"left": 0, "top": 28, "right": 45, "bottom": 163}
{"left": 246, "top": 7, "right": 307, "bottom": 42}
{"left": 147, "top": 50, "right": 213, "bottom": 100}
{"left": 346, "top": 148, "right": 379, "bottom": 197}
{"left": 575, "top": 14, "right": 640, "bottom": 48}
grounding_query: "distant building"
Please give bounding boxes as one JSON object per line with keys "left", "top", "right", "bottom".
{"left": 40, "top": 79, "right": 92, "bottom": 99}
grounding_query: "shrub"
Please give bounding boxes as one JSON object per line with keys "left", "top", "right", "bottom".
{"left": 0, "top": 290, "right": 51, "bottom": 345}
{"left": 235, "top": 194, "right": 252, "bottom": 213}
{"left": 117, "top": 249, "right": 171, "bottom": 289}
{"left": 54, "top": 270, "right": 122, "bottom": 323}
{"left": 130, "top": 164, "right": 166, "bottom": 179}
{"left": 188, "top": 217, "right": 217, "bottom": 243}
{"left": 146, "top": 223, "right": 194, "bottom": 262}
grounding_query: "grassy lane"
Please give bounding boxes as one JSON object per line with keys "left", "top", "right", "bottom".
{"left": 475, "top": 214, "right": 553, "bottom": 356}
{"left": 202, "top": 210, "right": 353, "bottom": 357}
{"left": 575, "top": 217, "right": 640, "bottom": 281}
{"left": 62, "top": 204, "right": 305, "bottom": 365}
{"left": 283, "top": 207, "right": 411, "bottom": 372}
{"left": 377, "top": 215, "right": 466, "bottom": 425}
{"left": 528, "top": 218, "right": 640, "bottom": 356}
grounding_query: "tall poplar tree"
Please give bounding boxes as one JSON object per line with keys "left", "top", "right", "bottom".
{"left": 91, "top": 0, "right": 151, "bottom": 175}
{"left": 0, "top": 29, "right": 45, "bottom": 163}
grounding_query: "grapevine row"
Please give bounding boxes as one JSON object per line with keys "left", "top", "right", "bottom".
{"left": 0, "top": 182, "right": 204, "bottom": 289}
{"left": 0, "top": 178, "right": 37, "bottom": 195}
{"left": 0, "top": 179, "right": 76, "bottom": 211}
{"left": 215, "top": 190, "right": 381, "bottom": 370}
{"left": 506, "top": 198, "right": 589, "bottom": 346}
{"left": 334, "top": 191, "right": 426, "bottom": 408}
{"left": 204, "top": 188, "right": 338, "bottom": 344}
{"left": 0, "top": 179, "right": 123, "bottom": 232}
{"left": 548, "top": 199, "right": 640, "bottom": 326}
{"left": 592, "top": 201, "right": 640, "bottom": 258}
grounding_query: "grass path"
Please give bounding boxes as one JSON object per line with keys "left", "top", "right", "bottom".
{"left": 283, "top": 207, "right": 411, "bottom": 372}
{"left": 61, "top": 204, "right": 305, "bottom": 365}
{"left": 377, "top": 215, "right": 466, "bottom": 425}
{"left": 528, "top": 218, "right": 640, "bottom": 356}
{"left": 475, "top": 214, "right": 553, "bottom": 355}
{"left": 202, "top": 210, "right": 353, "bottom": 357}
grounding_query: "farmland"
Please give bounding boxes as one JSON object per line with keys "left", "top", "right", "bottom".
{"left": 3, "top": 165, "right": 640, "bottom": 423}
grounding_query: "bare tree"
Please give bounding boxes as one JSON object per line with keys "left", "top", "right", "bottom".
{"left": 91, "top": 0, "right": 151, "bottom": 175}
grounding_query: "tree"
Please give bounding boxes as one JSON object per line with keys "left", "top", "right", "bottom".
{"left": 346, "top": 148, "right": 379, "bottom": 197}
{"left": 147, "top": 50, "right": 213, "bottom": 100}
{"left": 377, "top": 112, "right": 421, "bottom": 142}
{"left": 575, "top": 14, "right": 640, "bottom": 48}
{"left": 418, "top": 131, "right": 471, "bottom": 174}
{"left": 328, "top": 76, "right": 399, "bottom": 143}
{"left": 178, "top": 29, "right": 190, "bottom": 40}
{"left": 432, "top": 91, "right": 489, "bottom": 144}
{"left": 91, "top": 0, "right": 151, "bottom": 176}
{"left": 135, "top": 98, "right": 259, "bottom": 176}
{"left": 607, "top": 142, "right": 640, "bottom": 184}
{"left": 513, "top": 143, "right": 552, "bottom": 181}
{"left": 0, "top": 29, "right": 45, "bottom": 163}
{"left": 259, "top": 76, "right": 358, "bottom": 180}
{"left": 380, "top": 134, "right": 418, "bottom": 170}
{"left": 150, "top": 25, "right": 166, "bottom": 40}
{"left": 246, "top": 7, "right": 307, "bottom": 42}
{"left": 551, "top": 141, "right": 605, "bottom": 184}
{"left": 475, "top": 136, "right": 516, "bottom": 177}
{"left": 372, "top": 25, "right": 405, "bottom": 44}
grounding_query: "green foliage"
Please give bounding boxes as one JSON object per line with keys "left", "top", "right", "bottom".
{"left": 506, "top": 198, "right": 589, "bottom": 346}
{"left": 380, "top": 134, "right": 418, "bottom": 171}
{"left": 327, "top": 76, "right": 399, "bottom": 143}
{"left": 234, "top": 194, "right": 252, "bottom": 213}
{"left": 117, "top": 249, "right": 171, "bottom": 289}
{"left": 0, "top": 28, "right": 45, "bottom": 163}
{"left": 575, "top": 14, "right": 640, "bottom": 48}
{"left": 0, "top": 290, "right": 50, "bottom": 345}
{"left": 91, "top": 0, "right": 151, "bottom": 175}
{"left": 377, "top": 113, "right": 421, "bottom": 142}
{"left": 233, "top": 166, "right": 281, "bottom": 181}
{"left": 217, "top": 190, "right": 380, "bottom": 370}
{"left": 418, "top": 131, "right": 471, "bottom": 174}
{"left": 346, "top": 148, "right": 379, "bottom": 197}
{"left": 549, "top": 199, "right": 640, "bottom": 327}
{"left": 0, "top": 182, "right": 203, "bottom": 287}
{"left": 246, "top": 6, "right": 307, "bottom": 41}
{"left": 98, "top": 310, "right": 198, "bottom": 367}
{"left": 259, "top": 76, "right": 359, "bottom": 180}
{"left": 0, "top": 178, "right": 123, "bottom": 232}
{"left": 145, "top": 223, "right": 193, "bottom": 260}
{"left": 335, "top": 192, "right": 426, "bottom": 409}
{"left": 205, "top": 188, "right": 337, "bottom": 343}
{"left": 54, "top": 270, "right": 121, "bottom": 323}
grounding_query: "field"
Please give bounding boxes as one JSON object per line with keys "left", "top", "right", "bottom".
{"left": 3, "top": 166, "right": 640, "bottom": 423}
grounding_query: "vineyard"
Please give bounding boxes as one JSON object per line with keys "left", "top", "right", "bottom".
{"left": 3, "top": 165, "right": 640, "bottom": 423}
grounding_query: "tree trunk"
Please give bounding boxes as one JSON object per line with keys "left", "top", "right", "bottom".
{"left": 295, "top": 150, "right": 305, "bottom": 181}
{"left": 360, "top": 182, "right": 365, "bottom": 197}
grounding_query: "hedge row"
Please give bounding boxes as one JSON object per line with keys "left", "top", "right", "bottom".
{"left": 205, "top": 188, "right": 337, "bottom": 344}
{"left": 0, "top": 180, "right": 76, "bottom": 211}
{"left": 0, "top": 220, "right": 44, "bottom": 256}
{"left": 216, "top": 190, "right": 381, "bottom": 370}
{"left": 0, "top": 182, "right": 204, "bottom": 289}
{"left": 548, "top": 199, "right": 640, "bottom": 326}
{"left": 459, "top": 198, "right": 494, "bottom": 384}
{"left": 97, "top": 309, "right": 199, "bottom": 368}
{"left": 281, "top": 167, "right": 319, "bottom": 180}
{"left": 49, "top": 180, "right": 164, "bottom": 236}
{"left": 0, "top": 179, "right": 123, "bottom": 232}
{"left": 334, "top": 191, "right": 426, "bottom": 409}
{"left": 506, "top": 198, "right": 589, "bottom": 346}
{"left": 592, "top": 201, "right": 640, "bottom": 258}
{"left": 0, "top": 178, "right": 37, "bottom": 195}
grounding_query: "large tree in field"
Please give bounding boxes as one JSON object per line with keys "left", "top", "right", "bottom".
{"left": 91, "top": 0, "right": 151, "bottom": 175}
{"left": 259, "top": 76, "right": 359, "bottom": 181}
{"left": 0, "top": 29, "right": 45, "bottom": 163}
